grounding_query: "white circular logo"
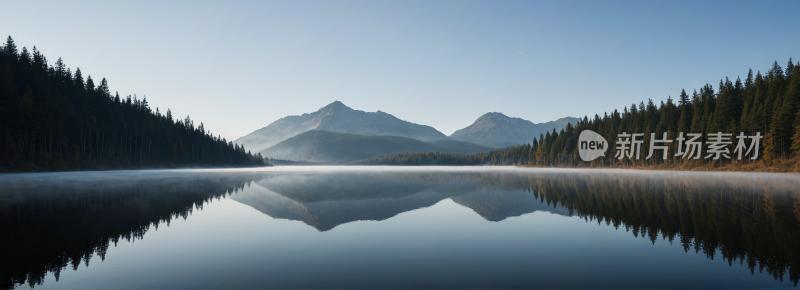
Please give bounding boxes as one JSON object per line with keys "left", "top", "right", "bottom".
{"left": 578, "top": 130, "right": 608, "bottom": 161}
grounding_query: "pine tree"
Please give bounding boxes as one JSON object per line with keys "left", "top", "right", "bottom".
{"left": 54, "top": 57, "right": 66, "bottom": 78}
{"left": 3, "top": 36, "right": 17, "bottom": 56}
{"left": 764, "top": 62, "right": 784, "bottom": 130}
{"left": 19, "top": 47, "right": 30, "bottom": 64}
{"left": 763, "top": 131, "right": 778, "bottom": 161}
{"left": 749, "top": 72, "right": 767, "bottom": 133}
{"left": 98, "top": 78, "right": 110, "bottom": 97}
{"left": 74, "top": 68, "right": 84, "bottom": 89}
{"left": 679, "top": 89, "right": 689, "bottom": 106}
{"left": 85, "top": 75, "right": 95, "bottom": 91}
{"left": 779, "top": 62, "right": 800, "bottom": 156}
{"left": 690, "top": 90, "right": 704, "bottom": 133}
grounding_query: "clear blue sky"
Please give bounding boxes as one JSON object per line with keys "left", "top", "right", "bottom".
{"left": 2, "top": 1, "right": 798, "bottom": 139}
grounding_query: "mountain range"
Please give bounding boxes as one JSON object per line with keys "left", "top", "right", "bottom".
{"left": 235, "top": 101, "right": 577, "bottom": 162}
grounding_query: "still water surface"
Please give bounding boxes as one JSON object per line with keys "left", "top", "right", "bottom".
{"left": 2, "top": 166, "right": 799, "bottom": 289}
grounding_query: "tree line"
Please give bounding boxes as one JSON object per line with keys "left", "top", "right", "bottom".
{"left": 0, "top": 36, "right": 264, "bottom": 171}
{"left": 355, "top": 58, "right": 800, "bottom": 170}
{"left": 351, "top": 151, "right": 488, "bottom": 165}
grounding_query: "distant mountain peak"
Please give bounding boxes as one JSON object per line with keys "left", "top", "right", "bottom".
{"left": 318, "top": 100, "right": 351, "bottom": 112}
{"left": 482, "top": 112, "right": 507, "bottom": 117}
{"left": 326, "top": 100, "right": 347, "bottom": 108}
{"left": 476, "top": 112, "right": 525, "bottom": 124}
{"left": 450, "top": 113, "right": 580, "bottom": 148}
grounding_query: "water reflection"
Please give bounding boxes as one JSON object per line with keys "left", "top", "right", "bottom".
{"left": 232, "top": 173, "right": 571, "bottom": 231}
{"left": 0, "top": 171, "right": 262, "bottom": 289}
{"left": 1, "top": 169, "right": 799, "bottom": 288}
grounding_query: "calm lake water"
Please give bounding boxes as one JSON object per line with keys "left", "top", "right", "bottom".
{"left": 2, "top": 166, "right": 799, "bottom": 289}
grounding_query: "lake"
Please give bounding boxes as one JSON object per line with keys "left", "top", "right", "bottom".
{"left": 1, "top": 166, "right": 799, "bottom": 289}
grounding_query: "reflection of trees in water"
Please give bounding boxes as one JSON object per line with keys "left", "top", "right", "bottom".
{"left": 527, "top": 172, "right": 799, "bottom": 286}
{"left": 0, "top": 172, "right": 261, "bottom": 289}
{"left": 373, "top": 171, "right": 800, "bottom": 286}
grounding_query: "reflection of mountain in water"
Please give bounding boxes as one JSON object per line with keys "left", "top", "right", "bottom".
{"left": 231, "top": 173, "right": 569, "bottom": 231}
{"left": 233, "top": 184, "right": 450, "bottom": 231}
{"left": 451, "top": 188, "right": 570, "bottom": 221}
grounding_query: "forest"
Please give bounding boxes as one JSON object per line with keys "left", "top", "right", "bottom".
{"left": 0, "top": 36, "right": 264, "bottom": 172}
{"left": 354, "top": 58, "right": 800, "bottom": 171}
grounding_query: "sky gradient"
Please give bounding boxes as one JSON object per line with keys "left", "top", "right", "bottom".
{"left": 2, "top": 0, "right": 798, "bottom": 140}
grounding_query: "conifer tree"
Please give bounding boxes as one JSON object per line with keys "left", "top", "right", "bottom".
{"left": 85, "top": 75, "right": 94, "bottom": 92}
{"left": 690, "top": 90, "right": 705, "bottom": 133}
{"left": 677, "top": 101, "right": 691, "bottom": 133}
{"left": 98, "top": 78, "right": 110, "bottom": 97}
{"left": 74, "top": 68, "right": 84, "bottom": 89}
{"left": 3, "top": 36, "right": 17, "bottom": 56}
{"left": 679, "top": 89, "right": 689, "bottom": 106}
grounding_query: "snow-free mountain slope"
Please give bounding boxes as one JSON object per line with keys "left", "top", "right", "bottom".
{"left": 450, "top": 113, "right": 580, "bottom": 148}
{"left": 261, "top": 130, "right": 492, "bottom": 163}
{"left": 235, "top": 101, "right": 447, "bottom": 153}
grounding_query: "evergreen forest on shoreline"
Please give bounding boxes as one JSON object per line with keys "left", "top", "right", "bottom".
{"left": 0, "top": 37, "right": 264, "bottom": 172}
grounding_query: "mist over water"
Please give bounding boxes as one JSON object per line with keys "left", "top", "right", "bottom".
{"left": 2, "top": 167, "right": 799, "bottom": 289}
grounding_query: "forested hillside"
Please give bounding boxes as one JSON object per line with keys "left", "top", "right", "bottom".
{"left": 0, "top": 36, "right": 264, "bottom": 172}
{"left": 355, "top": 59, "right": 800, "bottom": 171}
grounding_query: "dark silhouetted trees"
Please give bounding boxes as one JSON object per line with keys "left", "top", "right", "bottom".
{"left": 0, "top": 36, "right": 264, "bottom": 171}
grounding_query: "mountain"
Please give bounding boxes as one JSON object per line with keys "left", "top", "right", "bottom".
{"left": 261, "top": 130, "right": 492, "bottom": 163}
{"left": 235, "top": 101, "right": 448, "bottom": 153}
{"left": 450, "top": 113, "right": 580, "bottom": 148}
